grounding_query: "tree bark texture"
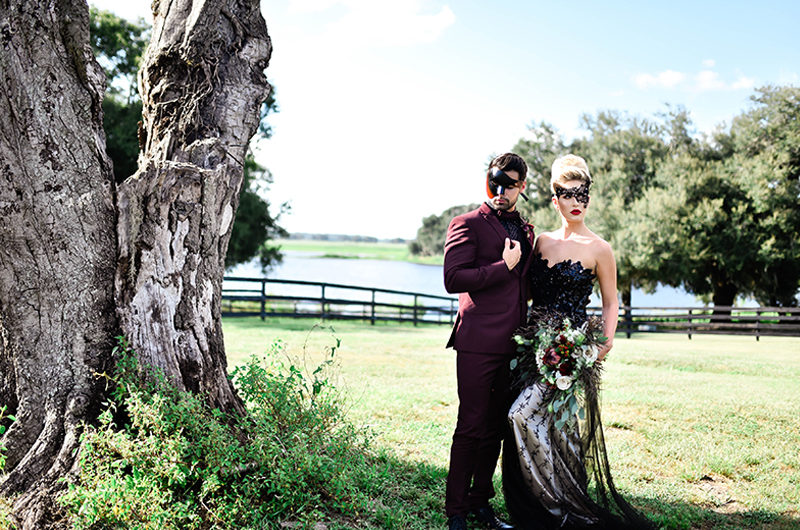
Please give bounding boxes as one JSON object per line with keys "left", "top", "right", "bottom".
{"left": 115, "top": 0, "right": 271, "bottom": 414}
{"left": 0, "top": 0, "right": 118, "bottom": 525}
{"left": 0, "top": 0, "right": 272, "bottom": 526}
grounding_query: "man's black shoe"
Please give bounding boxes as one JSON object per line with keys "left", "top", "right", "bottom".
{"left": 469, "top": 506, "right": 514, "bottom": 530}
{"left": 448, "top": 515, "right": 468, "bottom": 530}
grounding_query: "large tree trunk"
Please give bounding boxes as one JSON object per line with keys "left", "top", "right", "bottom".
{"left": 711, "top": 278, "right": 737, "bottom": 322}
{"left": 114, "top": 0, "right": 271, "bottom": 413}
{"left": 0, "top": 0, "right": 271, "bottom": 526}
{"left": 0, "top": 0, "right": 118, "bottom": 525}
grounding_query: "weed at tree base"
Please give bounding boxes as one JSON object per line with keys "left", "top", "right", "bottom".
{"left": 58, "top": 332, "right": 446, "bottom": 529}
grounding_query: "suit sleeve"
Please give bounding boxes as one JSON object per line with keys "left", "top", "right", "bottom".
{"left": 443, "top": 215, "right": 511, "bottom": 294}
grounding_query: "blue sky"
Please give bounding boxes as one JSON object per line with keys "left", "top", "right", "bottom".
{"left": 91, "top": 0, "right": 799, "bottom": 239}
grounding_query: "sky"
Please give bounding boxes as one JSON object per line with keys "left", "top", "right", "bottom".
{"left": 90, "top": 0, "right": 800, "bottom": 240}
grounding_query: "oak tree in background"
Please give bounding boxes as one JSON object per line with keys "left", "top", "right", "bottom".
{"left": 626, "top": 86, "right": 800, "bottom": 308}
{"left": 515, "top": 111, "right": 674, "bottom": 308}
{"left": 89, "top": 6, "right": 149, "bottom": 183}
{"left": 0, "top": 0, "right": 271, "bottom": 527}
{"left": 409, "top": 203, "right": 480, "bottom": 257}
{"left": 226, "top": 154, "right": 289, "bottom": 270}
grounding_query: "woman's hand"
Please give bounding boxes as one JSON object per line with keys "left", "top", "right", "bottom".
{"left": 597, "top": 341, "right": 612, "bottom": 362}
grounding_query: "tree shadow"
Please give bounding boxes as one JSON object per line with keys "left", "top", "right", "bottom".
{"left": 629, "top": 495, "right": 800, "bottom": 530}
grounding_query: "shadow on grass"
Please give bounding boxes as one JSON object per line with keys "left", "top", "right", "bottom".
{"left": 327, "top": 449, "right": 800, "bottom": 530}
{"left": 322, "top": 451, "right": 448, "bottom": 530}
{"left": 345, "top": 451, "right": 800, "bottom": 530}
{"left": 632, "top": 495, "right": 800, "bottom": 530}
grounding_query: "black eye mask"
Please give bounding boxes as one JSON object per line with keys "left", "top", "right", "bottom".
{"left": 487, "top": 167, "right": 528, "bottom": 201}
{"left": 554, "top": 183, "right": 590, "bottom": 207}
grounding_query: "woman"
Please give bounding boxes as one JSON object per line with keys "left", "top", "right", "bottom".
{"left": 503, "top": 154, "right": 654, "bottom": 529}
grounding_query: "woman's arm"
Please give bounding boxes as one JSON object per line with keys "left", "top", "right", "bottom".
{"left": 594, "top": 240, "right": 618, "bottom": 360}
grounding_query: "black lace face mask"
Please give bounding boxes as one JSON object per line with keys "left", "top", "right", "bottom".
{"left": 554, "top": 182, "right": 590, "bottom": 207}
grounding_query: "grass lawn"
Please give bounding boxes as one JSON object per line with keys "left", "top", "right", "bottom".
{"left": 275, "top": 239, "right": 443, "bottom": 265}
{"left": 223, "top": 317, "right": 800, "bottom": 530}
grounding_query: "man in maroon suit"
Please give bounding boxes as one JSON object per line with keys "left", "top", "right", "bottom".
{"left": 443, "top": 153, "right": 534, "bottom": 530}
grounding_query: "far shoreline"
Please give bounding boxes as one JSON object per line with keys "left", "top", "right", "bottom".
{"left": 275, "top": 238, "right": 444, "bottom": 266}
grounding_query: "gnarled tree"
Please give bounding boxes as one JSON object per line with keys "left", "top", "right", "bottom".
{"left": 0, "top": 0, "right": 271, "bottom": 526}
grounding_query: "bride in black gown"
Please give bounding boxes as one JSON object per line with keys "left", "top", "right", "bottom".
{"left": 503, "top": 155, "right": 654, "bottom": 530}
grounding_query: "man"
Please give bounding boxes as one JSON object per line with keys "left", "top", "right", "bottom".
{"left": 443, "top": 153, "right": 534, "bottom": 530}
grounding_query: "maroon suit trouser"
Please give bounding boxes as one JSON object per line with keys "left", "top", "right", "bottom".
{"left": 445, "top": 350, "right": 512, "bottom": 518}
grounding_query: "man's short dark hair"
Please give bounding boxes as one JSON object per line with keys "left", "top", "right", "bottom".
{"left": 488, "top": 153, "right": 528, "bottom": 181}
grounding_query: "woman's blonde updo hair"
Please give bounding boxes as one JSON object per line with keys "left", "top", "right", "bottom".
{"left": 550, "top": 154, "right": 592, "bottom": 194}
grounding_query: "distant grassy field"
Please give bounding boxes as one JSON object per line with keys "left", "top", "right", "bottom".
{"left": 276, "top": 239, "right": 443, "bottom": 265}
{"left": 223, "top": 317, "right": 800, "bottom": 529}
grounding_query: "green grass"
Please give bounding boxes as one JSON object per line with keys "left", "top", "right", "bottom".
{"left": 224, "top": 317, "right": 800, "bottom": 530}
{"left": 276, "top": 239, "right": 443, "bottom": 265}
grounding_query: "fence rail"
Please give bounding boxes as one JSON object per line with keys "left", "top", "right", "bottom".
{"left": 222, "top": 278, "right": 800, "bottom": 338}
{"left": 222, "top": 277, "right": 457, "bottom": 326}
{"left": 593, "top": 305, "right": 800, "bottom": 340}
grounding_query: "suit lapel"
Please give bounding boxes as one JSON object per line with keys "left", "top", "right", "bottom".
{"left": 479, "top": 203, "right": 508, "bottom": 243}
{"left": 521, "top": 224, "right": 536, "bottom": 275}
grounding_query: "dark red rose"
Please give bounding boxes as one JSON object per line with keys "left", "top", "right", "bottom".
{"left": 543, "top": 348, "right": 561, "bottom": 366}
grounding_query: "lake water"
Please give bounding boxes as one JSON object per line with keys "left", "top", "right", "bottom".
{"left": 226, "top": 251, "right": 755, "bottom": 308}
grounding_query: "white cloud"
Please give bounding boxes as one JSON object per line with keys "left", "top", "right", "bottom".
{"left": 631, "top": 70, "right": 685, "bottom": 89}
{"left": 694, "top": 70, "right": 726, "bottom": 92}
{"left": 632, "top": 67, "right": 758, "bottom": 93}
{"left": 702, "top": 59, "right": 715, "bottom": 68}
{"left": 731, "top": 76, "right": 756, "bottom": 90}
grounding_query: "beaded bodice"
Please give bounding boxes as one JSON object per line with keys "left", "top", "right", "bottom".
{"left": 528, "top": 252, "right": 596, "bottom": 325}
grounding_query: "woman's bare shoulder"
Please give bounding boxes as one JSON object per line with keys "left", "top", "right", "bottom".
{"left": 533, "top": 231, "right": 559, "bottom": 251}
{"left": 590, "top": 236, "right": 615, "bottom": 264}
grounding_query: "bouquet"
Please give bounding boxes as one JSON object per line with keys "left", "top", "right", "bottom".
{"left": 512, "top": 311, "right": 607, "bottom": 430}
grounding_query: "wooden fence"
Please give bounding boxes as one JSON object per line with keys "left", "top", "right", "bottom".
{"left": 222, "top": 278, "right": 800, "bottom": 338}
{"left": 222, "top": 277, "right": 457, "bottom": 326}
{"left": 595, "top": 305, "right": 800, "bottom": 340}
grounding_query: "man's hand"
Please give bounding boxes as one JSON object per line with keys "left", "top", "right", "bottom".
{"left": 503, "top": 238, "right": 521, "bottom": 271}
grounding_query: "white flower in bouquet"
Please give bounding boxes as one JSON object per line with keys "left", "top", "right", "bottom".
{"left": 556, "top": 374, "right": 573, "bottom": 390}
{"left": 582, "top": 344, "right": 599, "bottom": 364}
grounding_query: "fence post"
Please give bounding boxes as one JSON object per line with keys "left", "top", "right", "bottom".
{"left": 260, "top": 279, "right": 266, "bottom": 321}
{"left": 321, "top": 284, "right": 326, "bottom": 322}
{"left": 756, "top": 309, "right": 761, "bottom": 341}
{"left": 687, "top": 308, "right": 692, "bottom": 340}
{"left": 371, "top": 289, "right": 376, "bottom": 325}
{"left": 625, "top": 306, "right": 633, "bottom": 339}
{"left": 413, "top": 294, "right": 419, "bottom": 327}
{"left": 450, "top": 299, "right": 455, "bottom": 324}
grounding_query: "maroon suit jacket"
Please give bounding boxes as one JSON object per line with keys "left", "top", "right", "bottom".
{"left": 444, "top": 202, "right": 535, "bottom": 354}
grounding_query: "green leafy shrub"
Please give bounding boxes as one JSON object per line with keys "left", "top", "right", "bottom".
{"left": 59, "top": 331, "right": 421, "bottom": 529}
{"left": 0, "top": 405, "right": 14, "bottom": 475}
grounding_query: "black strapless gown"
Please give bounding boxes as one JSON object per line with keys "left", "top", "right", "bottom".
{"left": 503, "top": 254, "right": 654, "bottom": 530}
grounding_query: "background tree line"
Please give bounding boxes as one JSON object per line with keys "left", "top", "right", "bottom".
{"left": 90, "top": 6, "right": 287, "bottom": 272}
{"left": 410, "top": 85, "right": 800, "bottom": 308}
